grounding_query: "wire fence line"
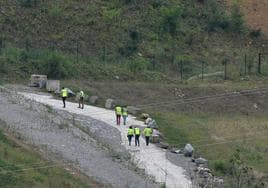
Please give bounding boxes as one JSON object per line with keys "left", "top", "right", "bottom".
{"left": 0, "top": 36, "right": 268, "bottom": 80}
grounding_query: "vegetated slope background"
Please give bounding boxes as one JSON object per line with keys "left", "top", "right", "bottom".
{"left": 0, "top": 0, "right": 268, "bottom": 187}
{"left": 0, "top": 0, "right": 267, "bottom": 81}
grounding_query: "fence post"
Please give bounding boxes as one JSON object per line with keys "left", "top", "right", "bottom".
{"left": 222, "top": 58, "right": 228, "bottom": 80}
{"left": 224, "top": 62, "right": 227, "bottom": 80}
{"left": 102, "top": 46, "right": 106, "bottom": 61}
{"left": 180, "top": 60, "right": 183, "bottom": 80}
{"left": 201, "top": 61, "right": 205, "bottom": 80}
{"left": 258, "top": 53, "right": 261, "bottom": 74}
{"left": 244, "top": 54, "right": 247, "bottom": 75}
{"left": 76, "top": 40, "right": 79, "bottom": 63}
{"left": 0, "top": 36, "right": 2, "bottom": 53}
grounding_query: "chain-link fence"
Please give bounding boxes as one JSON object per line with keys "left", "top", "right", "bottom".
{"left": 0, "top": 36, "right": 267, "bottom": 81}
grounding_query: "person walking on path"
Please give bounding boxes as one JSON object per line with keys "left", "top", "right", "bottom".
{"left": 143, "top": 126, "right": 153, "bottom": 146}
{"left": 115, "top": 105, "right": 122, "bottom": 125}
{"left": 122, "top": 106, "right": 128, "bottom": 125}
{"left": 127, "top": 126, "right": 134, "bottom": 146}
{"left": 134, "top": 126, "right": 140, "bottom": 147}
{"left": 78, "top": 90, "right": 85, "bottom": 109}
{"left": 61, "top": 87, "right": 68, "bottom": 108}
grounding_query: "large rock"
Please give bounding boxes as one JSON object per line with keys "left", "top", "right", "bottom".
{"left": 89, "top": 96, "right": 99, "bottom": 104}
{"left": 105, "top": 99, "right": 115, "bottom": 109}
{"left": 194, "top": 157, "right": 208, "bottom": 166}
{"left": 145, "top": 117, "right": 153, "bottom": 125}
{"left": 183, "top": 143, "right": 194, "bottom": 157}
{"left": 141, "top": 113, "right": 150, "bottom": 119}
{"left": 127, "top": 106, "right": 141, "bottom": 115}
{"left": 148, "top": 119, "right": 157, "bottom": 129}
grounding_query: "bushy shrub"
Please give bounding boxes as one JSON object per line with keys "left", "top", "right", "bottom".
{"left": 129, "top": 56, "right": 149, "bottom": 74}
{"left": 229, "top": 4, "right": 244, "bottom": 33}
{"left": 43, "top": 52, "right": 68, "bottom": 79}
{"left": 160, "top": 6, "right": 181, "bottom": 35}
{"left": 213, "top": 160, "right": 230, "bottom": 175}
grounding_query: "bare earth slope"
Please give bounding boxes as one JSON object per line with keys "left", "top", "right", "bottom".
{"left": 229, "top": 0, "right": 268, "bottom": 34}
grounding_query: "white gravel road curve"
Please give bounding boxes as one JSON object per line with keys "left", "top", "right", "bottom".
{"left": 20, "top": 92, "right": 192, "bottom": 188}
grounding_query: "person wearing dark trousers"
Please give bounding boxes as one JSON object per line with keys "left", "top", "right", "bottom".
{"left": 115, "top": 105, "right": 122, "bottom": 125}
{"left": 61, "top": 87, "right": 68, "bottom": 108}
{"left": 78, "top": 90, "right": 85, "bottom": 109}
{"left": 143, "top": 126, "right": 153, "bottom": 146}
{"left": 127, "top": 126, "right": 134, "bottom": 146}
{"left": 134, "top": 127, "right": 140, "bottom": 147}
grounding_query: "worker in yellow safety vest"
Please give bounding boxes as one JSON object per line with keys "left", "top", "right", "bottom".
{"left": 127, "top": 126, "right": 134, "bottom": 146}
{"left": 122, "top": 106, "right": 128, "bottom": 125}
{"left": 134, "top": 126, "right": 140, "bottom": 147}
{"left": 115, "top": 105, "right": 122, "bottom": 125}
{"left": 61, "top": 87, "right": 68, "bottom": 108}
{"left": 143, "top": 126, "right": 153, "bottom": 146}
{"left": 78, "top": 90, "right": 85, "bottom": 109}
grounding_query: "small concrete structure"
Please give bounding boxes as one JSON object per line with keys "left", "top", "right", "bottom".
{"left": 105, "top": 99, "right": 115, "bottom": 109}
{"left": 46, "top": 80, "right": 60, "bottom": 92}
{"left": 30, "top": 74, "right": 47, "bottom": 88}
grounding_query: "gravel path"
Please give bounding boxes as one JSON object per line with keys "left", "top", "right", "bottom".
{"left": 0, "top": 86, "right": 192, "bottom": 188}
{"left": 19, "top": 92, "right": 192, "bottom": 188}
{"left": 0, "top": 87, "right": 156, "bottom": 188}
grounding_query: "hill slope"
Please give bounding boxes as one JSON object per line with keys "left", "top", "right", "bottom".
{"left": 0, "top": 0, "right": 266, "bottom": 80}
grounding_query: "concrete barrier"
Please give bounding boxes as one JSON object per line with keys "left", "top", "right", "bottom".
{"left": 46, "top": 80, "right": 60, "bottom": 92}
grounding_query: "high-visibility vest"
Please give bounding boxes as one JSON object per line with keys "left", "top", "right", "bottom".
{"left": 134, "top": 128, "right": 140, "bottom": 135}
{"left": 122, "top": 108, "right": 128, "bottom": 116}
{"left": 80, "top": 91, "right": 85, "bottom": 97}
{"left": 143, "top": 127, "right": 152, "bottom": 137}
{"left": 115, "top": 106, "right": 122, "bottom": 115}
{"left": 127, "top": 128, "right": 134, "bottom": 136}
{"left": 61, "top": 89, "right": 68, "bottom": 97}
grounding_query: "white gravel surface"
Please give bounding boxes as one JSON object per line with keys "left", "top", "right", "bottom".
{"left": 20, "top": 92, "right": 192, "bottom": 188}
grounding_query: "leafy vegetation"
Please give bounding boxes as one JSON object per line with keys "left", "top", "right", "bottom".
{"left": 0, "top": 0, "right": 267, "bottom": 81}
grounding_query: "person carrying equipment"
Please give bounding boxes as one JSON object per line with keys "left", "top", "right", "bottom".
{"left": 134, "top": 126, "right": 140, "bottom": 147}
{"left": 122, "top": 106, "right": 128, "bottom": 125}
{"left": 61, "top": 87, "right": 68, "bottom": 108}
{"left": 115, "top": 105, "right": 122, "bottom": 125}
{"left": 78, "top": 90, "right": 85, "bottom": 109}
{"left": 143, "top": 126, "right": 153, "bottom": 146}
{"left": 127, "top": 126, "right": 134, "bottom": 146}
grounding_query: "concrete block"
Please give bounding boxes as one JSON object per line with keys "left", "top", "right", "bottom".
{"left": 46, "top": 80, "right": 60, "bottom": 92}
{"left": 105, "top": 99, "right": 115, "bottom": 109}
{"left": 30, "top": 74, "right": 47, "bottom": 88}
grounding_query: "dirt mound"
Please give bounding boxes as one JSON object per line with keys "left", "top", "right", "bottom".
{"left": 230, "top": 0, "right": 268, "bottom": 35}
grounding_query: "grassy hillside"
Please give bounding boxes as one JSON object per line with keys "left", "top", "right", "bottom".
{"left": 0, "top": 0, "right": 268, "bottom": 187}
{"left": 0, "top": 121, "right": 99, "bottom": 188}
{"left": 0, "top": 0, "right": 267, "bottom": 81}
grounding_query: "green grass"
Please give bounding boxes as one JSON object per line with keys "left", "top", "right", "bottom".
{"left": 0, "top": 127, "right": 97, "bottom": 188}
{"left": 154, "top": 112, "right": 268, "bottom": 185}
